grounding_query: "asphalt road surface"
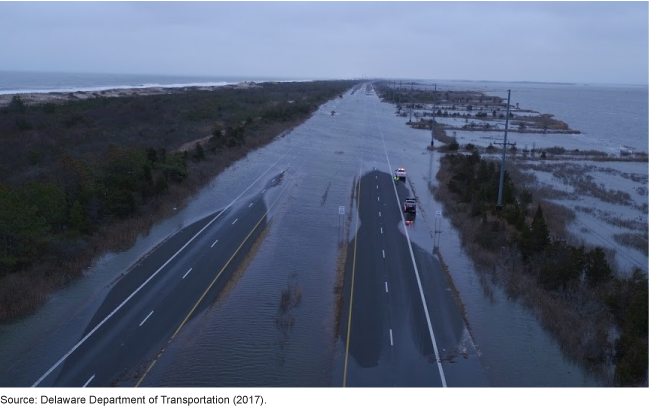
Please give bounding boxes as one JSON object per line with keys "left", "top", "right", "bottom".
{"left": 22, "top": 84, "right": 487, "bottom": 387}
{"left": 32, "top": 173, "right": 290, "bottom": 387}
{"left": 339, "top": 168, "right": 487, "bottom": 386}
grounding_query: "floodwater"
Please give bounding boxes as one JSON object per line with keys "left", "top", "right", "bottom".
{"left": 409, "top": 80, "right": 648, "bottom": 274}
{"left": 0, "top": 82, "right": 620, "bottom": 387}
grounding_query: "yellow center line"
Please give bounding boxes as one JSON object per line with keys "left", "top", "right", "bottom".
{"left": 135, "top": 173, "right": 296, "bottom": 387}
{"left": 342, "top": 174, "right": 362, "bottom": 387}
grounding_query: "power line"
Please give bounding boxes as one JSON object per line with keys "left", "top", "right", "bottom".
{"left": 504, "top": 156, "right": 648, "bottom": 271}
{"left": 519, "top": 158, "right": 648, "bottom": 245}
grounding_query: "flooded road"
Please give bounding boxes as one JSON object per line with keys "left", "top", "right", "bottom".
{"left": 0, "top": 84, "right": 600, "bottom": 387}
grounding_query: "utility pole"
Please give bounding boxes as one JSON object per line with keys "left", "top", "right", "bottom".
{"left": 496, "top": 90, "right": 512, "bottom": 211}
{"left": 409, "top": 82, "right": 413, "bottom": 123}
{"left": 430, "top": 84, "right": 437, "bottom": 147}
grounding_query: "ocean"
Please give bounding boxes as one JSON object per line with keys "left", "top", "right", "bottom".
{"left": 434, "top": 80, "right": 649, "bottom": 154}
{"left": 0, "top": 70, "right": 304, "bottom": 96}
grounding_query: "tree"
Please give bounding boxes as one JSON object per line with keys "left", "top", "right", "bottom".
{"left": 22, "top": 182, "right": 67, "bottom": 232}
{"left": 448, "top": 137, "right": 459, "bottom": 151}
{"left": 584, "top": 247, "right": 612, "bottom": 286}
{"left": 69, "top": 200, "right": 88, "bottom": 233}
{"left": 146, "top": 147, "right": 158, "bottom": 163}
{"left": 7, "top": 95, "right": 26, "bottom": 113}
{"left": 15, "top": 118, "right": 32, "bottom": 131}
{"left": 530, "top": 204, "right": 550, "bottom": 251}
{"left": 538, "top": 239, "right": 583, "bottom": 290}
{"left": 153, "top": 176, "right": 168, "bottom": 196}
{"left": 613, "top": 270, "right": 648, "bottom": 386}
{"left": 211, "top": 124, "right": 223, "bottom": 139}
{"left": 0, "top": 183, "right": 49, "bottom": 273}
{"left": 158, "top": 152, "right": 187, "bottom": 182}
{"left": 193, "top": 143, "right": 205, "bottom": 161}
{"left": 54, "top": 154, "right": 95, "bottom": 206}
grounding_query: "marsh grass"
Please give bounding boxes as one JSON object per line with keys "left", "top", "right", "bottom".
{"left": 613, "top": 232, "right": 649, "bottom": 256}
{"left": 433, "top": 149, "right": 645, "bottom": 384}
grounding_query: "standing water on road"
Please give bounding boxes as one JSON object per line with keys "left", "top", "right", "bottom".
{"left": 2, "top": 81, "right": 628, "bottom": 386}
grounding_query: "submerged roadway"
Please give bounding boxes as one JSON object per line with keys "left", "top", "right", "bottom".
{"left": 31, "top": 169, "right": 294, "bottom": 387}
{"left": 339, "top": 97, "right": 487, "bottom": 387}
{"left": 20, "top": 84, "right": 487, "bottom": 387}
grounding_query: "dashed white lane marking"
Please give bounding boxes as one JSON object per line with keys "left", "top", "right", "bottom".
{"left": 272, "top": 178, "right": 275, "bottom": 183}
{"left": 379, "top": 211, "right": 381, "bottom": 217}
{"left": 31, "top": 143, "right": 297, "bottom": 388}
{"left": 248, "top": 203, "right": 253, "bottom": 208}
{"left": 389, "top": 329, "right": 394, "bottom": 346}
{"left": 377, "top": 197, "right": 379, "bottom": 202}
{"left": 374, "top": 101, "right": 447, "bottom": 387}
{"left": 376, "top": 185, "right": 378, "bottom": 189}
{"left": 380, "top": 227, "right": 383, "bottom": 234}
{"left": 232, "top": 218, "right": 238, "bottom": 225}
{"left": 139, "top": 311, "right": 154, "bottom": 327}
{"left": 263, "top": 189, "right": 266, "bottom": 193}
{"left": 211, "top": 239, "right": 219, "bottom": 248}
{"left": 382, "top": 249, "right": 385, "bottom": 259}
{"left": 385, "top": 281, "right": 388, "bottom": 293}
{"left": 182, "top": 268, "right": 193, "bottom": 279}
{"left": 82, "top": 374, "right": 95, "bottom": 388}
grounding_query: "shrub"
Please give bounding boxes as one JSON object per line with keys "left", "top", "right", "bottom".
{"left": 42, "top": 103, "right": 57, "bottom": 114}
{"left": 15, "top": 117, "right": 32, "bottom": 131}
{"left": 547, "top": 146, "right": 566, "bottom": 155}
{"left": 7, "top": 96, "right": 26, "bottom": 113}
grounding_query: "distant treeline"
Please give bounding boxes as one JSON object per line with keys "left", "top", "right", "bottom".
{"left": 0, "top": 80, "right": 358, "bottom": 320}
{"left": 436, "top": 151, "right": 648, "bottom": 386}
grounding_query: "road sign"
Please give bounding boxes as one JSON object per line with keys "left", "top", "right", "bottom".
{"left": 339, "top": 206, "right": 345, "bottom": 215}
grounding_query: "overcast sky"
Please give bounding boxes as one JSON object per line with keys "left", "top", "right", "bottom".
{"left": 0, "top": 1, "right": 647, "bottom": 84}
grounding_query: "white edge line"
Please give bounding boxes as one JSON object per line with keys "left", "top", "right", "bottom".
{"left": 211, "top": 239, "right": 219, "bottom": 248}
{"left": 82, "top": 374, "right": 95, "bottom": 388}
{"left": 374, "top": 101, "right": 448, "bottom": 387}
{"left": 139, "top": 310, "right": 154, "bottom": 327}
{"left": 182, "top": 268, "right": 193, "bottom": 279}
{"left": 31, "top": 145, "right": 295, "bottom": 387}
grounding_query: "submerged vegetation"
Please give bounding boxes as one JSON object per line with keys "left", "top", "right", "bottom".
{"left": 434, "top": 151, "right": 648, "bottom": 386}
{"left": 0, "top": 80, "right": 358, "bottom": 321}
{"left": 375, "top": 82, "right": 579, "bottom": 135}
